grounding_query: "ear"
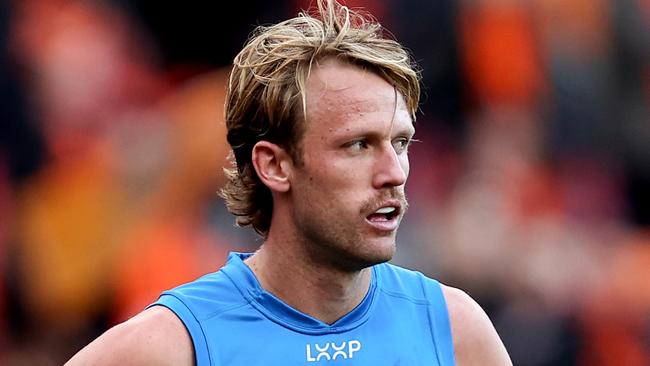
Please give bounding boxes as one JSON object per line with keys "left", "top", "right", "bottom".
{"left": 251, "top": 141, "right": 292, "bottom": 193}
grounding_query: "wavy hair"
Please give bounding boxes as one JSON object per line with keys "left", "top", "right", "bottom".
{"left": 220, "top": 0, "right": 421, "bottom": 237}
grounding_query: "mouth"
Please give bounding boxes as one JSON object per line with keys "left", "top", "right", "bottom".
{"left": 365, "top": 201, "right": 402, "bottom": 232}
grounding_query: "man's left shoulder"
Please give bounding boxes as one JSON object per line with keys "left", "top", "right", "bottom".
{"left": 440, "top": 284, "right": 513, "bottom": 365}
{"left": 374, "top": 262, "right": 445, "bottom": 303}
{"left": 378, "top": 261, "right": 433, "bottom": 282}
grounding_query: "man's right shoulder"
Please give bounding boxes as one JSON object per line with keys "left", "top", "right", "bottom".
{"left": 65, "top": 306, "right": 194, "bottom": 366}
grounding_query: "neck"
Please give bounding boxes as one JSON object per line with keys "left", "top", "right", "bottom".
{"left": 244, "top": 234, "right": 372, "bottom": 325}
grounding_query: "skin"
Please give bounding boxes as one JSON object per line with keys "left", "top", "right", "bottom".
{"left": 65, "top": 59, "right": 512, "bottom": 365}
{"left": 246, "top": 58, "right": 413, "bottom": 324}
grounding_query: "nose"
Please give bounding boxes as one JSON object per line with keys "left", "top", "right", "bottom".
{"left": 372, "top": 143, "right": 408, "bottom": 189}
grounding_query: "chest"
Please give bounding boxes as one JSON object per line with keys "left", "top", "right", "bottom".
{"left": 202, "top": 309, "right": 445, "bottom": 365}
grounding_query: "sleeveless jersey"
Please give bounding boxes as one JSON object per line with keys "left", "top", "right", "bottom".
{"left": 150, "top": 252, "right": 455, "bottom": 365}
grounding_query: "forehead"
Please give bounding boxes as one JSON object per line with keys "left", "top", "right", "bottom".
{"left": 304, "top": 59, "right": 412, "bottom": 133}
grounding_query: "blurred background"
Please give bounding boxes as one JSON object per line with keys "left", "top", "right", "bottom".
{"left": 1, "top": 0, "right": 649, "bottom": 364}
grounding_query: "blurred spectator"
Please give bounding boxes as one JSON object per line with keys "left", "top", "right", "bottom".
{"left": 110, "top": 69, "right": 233, "bottom": 322}
{"left": 0, "top": 0, "right": 47, "bottom": 358}
{"left": 578, "top": 231, "right": 650, "bottom": 365}
{"left": 6, "top": 0, "right": 167, "bottom": 363}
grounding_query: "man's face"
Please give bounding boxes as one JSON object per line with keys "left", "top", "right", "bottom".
{"left": 290, "top": 59, "right": 415, "bottom": 271}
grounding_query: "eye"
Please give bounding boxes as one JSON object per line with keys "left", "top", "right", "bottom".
{"left": 346, "top": 139, "right": 369, "bottom": 151}
{"left": 392, "top": 137, "right": 411, "bottom": 154}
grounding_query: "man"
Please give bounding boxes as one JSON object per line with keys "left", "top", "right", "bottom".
{"left": 67, "top": 0, "right": 512, "bottom": 364}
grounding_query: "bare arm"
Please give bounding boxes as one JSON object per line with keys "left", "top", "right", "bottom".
{"left": 65, "top": 306, "right": 194, "bottom": 366}
{"left": 442, "top": 285, "right": 512, "bottom": 366}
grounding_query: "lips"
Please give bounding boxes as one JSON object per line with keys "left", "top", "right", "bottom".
{"left": 365, "top": 200, "right": 402, "bottom": 232}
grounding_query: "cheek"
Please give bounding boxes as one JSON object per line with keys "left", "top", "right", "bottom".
{"left": 309, "top": 169, "right": 364, "bottom": 206}
{"left": 313, "top": 157, "right": 362, "bottom": 184}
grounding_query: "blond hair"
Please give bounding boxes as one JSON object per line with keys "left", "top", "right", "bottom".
{"left": 220, "top": 0, "right": 420, "bottom": 236}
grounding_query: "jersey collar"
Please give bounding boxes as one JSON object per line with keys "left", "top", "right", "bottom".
{"left": 222, "top": 252, "right": 378, "bottom": 334}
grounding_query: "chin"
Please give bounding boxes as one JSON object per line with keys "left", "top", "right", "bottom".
{"left": 348, "top": 238, "right": 396, "bottom": 269}
{"left": 373, "top": 242, "right": 397, "bottom": 263}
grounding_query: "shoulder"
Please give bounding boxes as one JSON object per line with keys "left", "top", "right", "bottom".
{"left": 440, "top": 284, "right": 512, "bottom": 366}
{"left": 375, "top": 262, "right": 444, "bottom": 302}
{"left": 374, "top": 262, "right": 428, "bottom": 292}
{"left": 65, "top": 306, "right": 194, "bottom": 366}
{"left": 153, "top": 267, "right": 247, "bottom": 326}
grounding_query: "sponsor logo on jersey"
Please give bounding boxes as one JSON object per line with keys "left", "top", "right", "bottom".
{"left": 306, "top": 340, "right": 362, "bottom": 362}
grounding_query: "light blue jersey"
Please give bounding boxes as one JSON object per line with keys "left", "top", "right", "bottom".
{"left": 150, "top": 252, "right": 455, "bottom": 365}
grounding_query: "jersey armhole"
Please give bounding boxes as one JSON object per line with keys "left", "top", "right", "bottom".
{"left": 428, "top": 280, "right": 456, "bottom": 366}
{"left": 148, "top": 294, "right": 212, "bottom": 366}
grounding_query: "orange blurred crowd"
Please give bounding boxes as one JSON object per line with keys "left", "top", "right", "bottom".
{"left": 1, "top": 0, "right": 649, "bottom": 365}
